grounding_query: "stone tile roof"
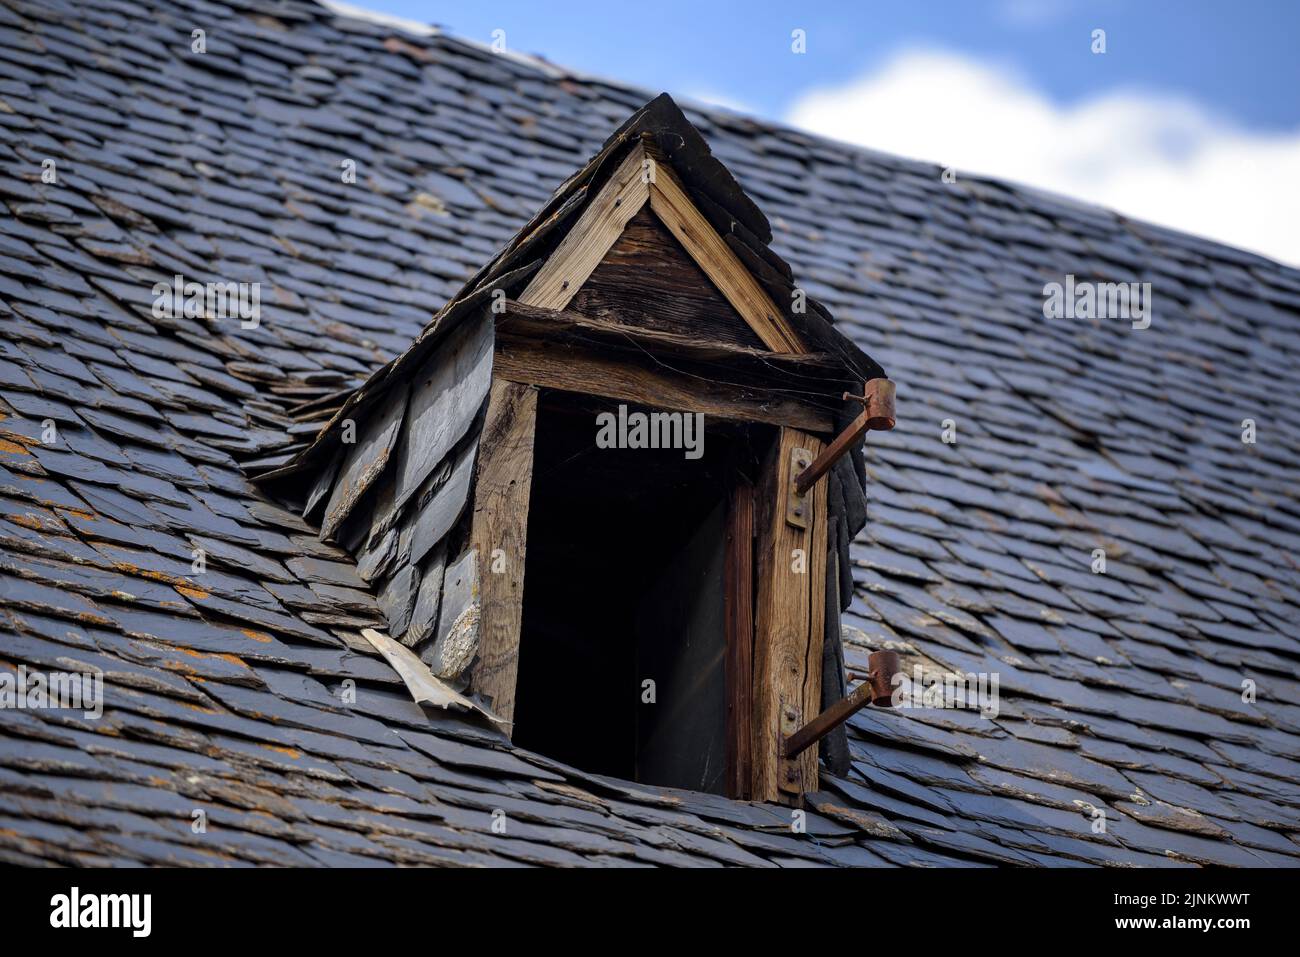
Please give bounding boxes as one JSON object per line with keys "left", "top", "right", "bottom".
{"left": 0, "top": 0, "right": 1297, "bottom": 867}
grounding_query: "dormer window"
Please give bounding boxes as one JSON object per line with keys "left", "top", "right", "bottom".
{"left": 263, "top": 95, "right": 892, "bottom": 803}
{"left": 512, "top": 391, "right": 765, "bottom": 795}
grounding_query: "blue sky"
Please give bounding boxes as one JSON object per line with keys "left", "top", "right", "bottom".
{"left": 342, "top": 1, "right": 1300, "bottom": 263}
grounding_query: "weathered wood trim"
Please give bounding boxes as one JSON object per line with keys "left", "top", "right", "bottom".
{"left": 724, "top": 479, "right": 754, "bottom": 801}
{"left": 751, "top": 428, "right": 827, "bottom": 801}
{"left": 493, "top": 335, "right": 834, "bottom": 432}
{"left": 497, "top": 299, "right": 845, "bottom": 379}
{"left": 466, "top": 378, "right": 539, "bottom": 729}
{"left": 517, "top": 143, "right": 650, "bottom": 311}
{"left": 645, "top": 144, "right": 806, "bottom": 355}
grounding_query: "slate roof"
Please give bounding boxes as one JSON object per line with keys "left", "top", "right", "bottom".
{"left": 1, "top": 0, "right": 1298, "bottom": 868}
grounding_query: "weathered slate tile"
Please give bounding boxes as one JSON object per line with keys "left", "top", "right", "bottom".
{"left": 188, "top": 532, "right": 294, "bottom": 583}
{"left": 1, "top": 0, "right": 1298, "bottom": 870}
{"left": 407, "top": 435, "right": 477, "bottom": 567}
{"left": 392, "top": 315, "right": 492, "bottom": 512}
{"left": 422, "top": 547, "right": 478, "bottom": 676}
{"left": 320, "top": 380, "right": 408, "bottom": 540}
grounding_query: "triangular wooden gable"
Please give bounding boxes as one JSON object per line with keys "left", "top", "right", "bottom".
{"left": 516, "top": 140, "right": 806, "bottom": 354}
{"left": 572, "top": 207, "right": 767, "bottom": 351}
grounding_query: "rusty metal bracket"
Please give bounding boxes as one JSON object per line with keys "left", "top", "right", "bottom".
{"left": 785, "top": 446, "right": 813, "bottom": 529}
{"left": 783, "top": 650, "right": 901, "bottom": 759}
{"left": 795, "top": 378, "right": 896, "bottom": 495}
{"left": 777, "top": 696, "right": 804, "bottom": 793}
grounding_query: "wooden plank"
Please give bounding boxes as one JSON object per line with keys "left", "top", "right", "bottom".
{"left": 800, "top": 437, "right": 829, "bottom": 793}
{"left": 493, "top": 335, "right": 833, "bottom": 433}
{"left": 751, "top": 427, "right": 827, "bottom": 801}
{"left": 782, "top": 674, "right": 872, "bottom": 760}
{"left": 570, "top": 205, "right": 767, "bottom": 350}
{"left": 724, "top": 479, "right": 754, "bottom": 800}
{"left": 645, "top": 145, "right": 805, "bottom": 354}
{"left": 517, "top": 143, "right": 650, "bottom": 311}
{"left": 497, "top": 299, "right": 844, "bottom": 378}
{"left": 465, "top": 379, "right": 539, "bottom": 727}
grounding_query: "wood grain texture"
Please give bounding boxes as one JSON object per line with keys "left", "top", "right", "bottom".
{"left": 751, "top": 428, "right": 827, "bottom": 801}
{"left": 466, "top": 379, "right": 539, "bottom": 727}
{"left": 570, "top": 206, "right": 767, "bottom": 350}
{"left": 493, "top": 335, "right": 833, "bottom": 432}
{"left": 645, "top": 145, "right": 805, "bottom": 354}
{"left": 517, "top": 143, "right": 650, "bottom": 311}
{"left": 497, "top": 299, "right": 845, "bottom": 383}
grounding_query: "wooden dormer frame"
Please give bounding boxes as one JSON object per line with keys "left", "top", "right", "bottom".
{"left": 262, "top": 97, "right": 886, "bottom": 807}
{"left": 515, "top": 139, "right": 807, "bottom": 353}
{"left": 466, "top": 139, "right": 832, "bottom": 802}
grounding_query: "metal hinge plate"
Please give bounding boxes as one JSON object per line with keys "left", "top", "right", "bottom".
{"left": 785, "top": 446, "right": 813, "bottom": 529}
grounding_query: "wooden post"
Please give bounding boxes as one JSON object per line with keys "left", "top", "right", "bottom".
{"left": 467, "top": 378, "right": 538, "bottom": 729}
{"left": 751, "top": 427, "right": 827, "bottom": 801}
{"left": 724, "top": 480, "right": 754, "bottom": 800}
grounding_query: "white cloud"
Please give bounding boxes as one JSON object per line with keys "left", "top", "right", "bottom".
{"left": 787, "top": 50, "right": 1300, "bottom": 266}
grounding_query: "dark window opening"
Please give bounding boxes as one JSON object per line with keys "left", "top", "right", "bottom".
{"left": 513, "top": 390, "right": 767, "bottom": 794}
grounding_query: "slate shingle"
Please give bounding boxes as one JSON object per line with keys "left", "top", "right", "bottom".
{"left": 0, "top": 0, "right": 1297, "bottom": 867}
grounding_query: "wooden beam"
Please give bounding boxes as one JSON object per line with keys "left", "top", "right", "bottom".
{"left": 497, "top": 298, "right": 843, "bottom": 375}
{"left": 751, "top": 428, "right": 827, "bottom": 801}
{"left": 645, "top": 145, "right": 805, "bottom": 355}
{"left": 517, "top": 143, "right": 650, "bottom": 311}
{"left": 724, "top": 479, "right": 754, "bottom": 800}
{"left": 466, "top": 379, "right": 539, "bottom": 729}
{"left": 493, "top": 334, "right": 834, "bottom": 432}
